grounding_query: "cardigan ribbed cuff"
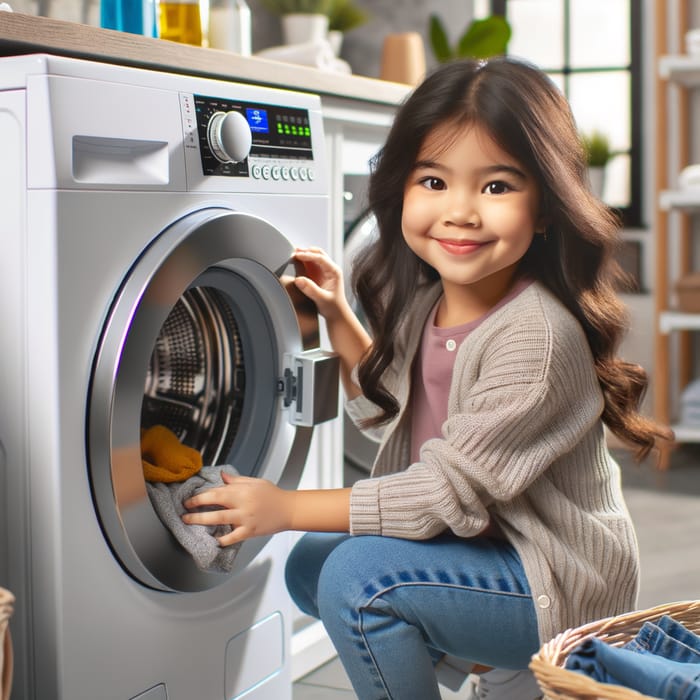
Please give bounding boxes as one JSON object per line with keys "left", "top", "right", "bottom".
{"left": 349, "top": 478, "right": 382, "bottom": 535}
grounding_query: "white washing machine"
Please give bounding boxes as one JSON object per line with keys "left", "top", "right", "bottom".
{"left": 0, "top": 53, "right": 338, "bottom": 700}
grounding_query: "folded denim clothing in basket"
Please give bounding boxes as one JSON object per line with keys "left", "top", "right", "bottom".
{"left": 626, "top": 616, "right": 700, "bottom": 662}
{"left": 565, "top": 615, "right": 700, "bottom": 699}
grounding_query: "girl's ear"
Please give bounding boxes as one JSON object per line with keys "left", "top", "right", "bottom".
{"left": 535, "top": 215, "right": 550, "bottom": 235}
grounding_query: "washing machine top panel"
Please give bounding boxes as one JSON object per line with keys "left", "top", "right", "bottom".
{"left": 6, "top": 52, "right": 328, "bottom": 195}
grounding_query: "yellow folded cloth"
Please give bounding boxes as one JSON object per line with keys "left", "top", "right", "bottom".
{"left": 141, "top": 425, "right": 203, "bottom": 483}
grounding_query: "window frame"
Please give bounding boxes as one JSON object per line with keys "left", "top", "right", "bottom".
{"left": 491, "top": 0, "right": 643, "bottom": 228}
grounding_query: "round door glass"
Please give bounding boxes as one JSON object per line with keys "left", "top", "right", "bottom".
{"left": 88, "top": 209, "right": 318, "bottom": 592}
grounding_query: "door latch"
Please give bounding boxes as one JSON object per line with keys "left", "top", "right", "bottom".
{"left": 281, "top": 349, "right": 339, "bottom": 426}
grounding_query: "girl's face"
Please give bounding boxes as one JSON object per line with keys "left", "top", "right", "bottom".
{"left": 401, "top": 121, "right": 542, "bottom": 316}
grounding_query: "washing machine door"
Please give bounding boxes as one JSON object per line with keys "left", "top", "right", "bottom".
{"left": 88, "top": 207, "right": 338, "bottom": 592}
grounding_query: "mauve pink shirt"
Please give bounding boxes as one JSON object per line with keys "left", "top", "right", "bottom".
{"left": 410, "top": 279, "right": 533, "bottom": 463}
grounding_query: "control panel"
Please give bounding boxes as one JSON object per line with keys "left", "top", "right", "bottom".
{"left": 183, "top": 93, "right": 317, "bottom": 183}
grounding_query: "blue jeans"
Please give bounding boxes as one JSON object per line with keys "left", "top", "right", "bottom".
{"left": 566, "top": 615, "right": 700, "bottom": 699}
{"left": 285, "top": 532, "right": 540, "bottom": 700}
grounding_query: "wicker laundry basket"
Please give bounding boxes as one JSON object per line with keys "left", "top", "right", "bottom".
{"left": 530, "top": 600, "right": 700, "bottom": 700}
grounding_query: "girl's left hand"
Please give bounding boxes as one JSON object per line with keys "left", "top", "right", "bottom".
{"left": 293, "top": 247, "right": 347, "bottom": 322}
{"left": 182, "top": 472, "right": 293, "bottom": 547}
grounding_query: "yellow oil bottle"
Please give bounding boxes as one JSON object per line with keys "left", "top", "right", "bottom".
{"left": 159, "top": 0, "right": 203, "bottom": 45}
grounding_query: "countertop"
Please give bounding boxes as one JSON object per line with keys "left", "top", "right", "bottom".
{"left": 0, "top": 12, "right": 412, "bottom": 105}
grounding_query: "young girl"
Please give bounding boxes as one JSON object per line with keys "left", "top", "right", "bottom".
{"left": 183, "top": 57, "right": 672, "bottom": 699}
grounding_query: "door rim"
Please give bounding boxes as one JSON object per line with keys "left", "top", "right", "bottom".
{"left": 87, "top": 207, "right": 316, "bottom": 592}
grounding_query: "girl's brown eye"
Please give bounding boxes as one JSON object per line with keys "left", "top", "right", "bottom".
{"left": 421, "top": 177, "right": 446, "bottom": 191}
{"left": 485, "top": 181, "right": 511, "bottom": 195}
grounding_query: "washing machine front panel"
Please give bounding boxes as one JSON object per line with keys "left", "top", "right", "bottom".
{"left": 88, "top": 208, "right": 337, "bottom": 592}
{"left": 3, "top": 54, "right": 336, "bottom": 700}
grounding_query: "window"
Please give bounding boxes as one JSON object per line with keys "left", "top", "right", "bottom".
{"left": 482, "top": 0, "right": 642, "bottom": 227}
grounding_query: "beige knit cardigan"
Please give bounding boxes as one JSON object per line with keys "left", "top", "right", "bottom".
{"left": 346, "top": 281, "right": 640, "bottom": 644}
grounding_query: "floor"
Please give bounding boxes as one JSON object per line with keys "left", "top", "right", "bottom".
{"left": 292, "top": 445, "right": 700, "bottom": 699}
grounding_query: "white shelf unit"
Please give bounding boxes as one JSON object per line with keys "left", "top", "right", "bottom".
{"left": 654, "top": 2, "right": 700, "bottom": 463}
{"left": 659, "top": 310, "right": 700, "bottom": 334}
{"left": 659, "top": 189, "right": 700, "bottom": 210}
{"left": 659, "top": 54, "right": 700, "bottom": 85}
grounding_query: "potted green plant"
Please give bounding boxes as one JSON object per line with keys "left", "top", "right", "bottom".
{"left": 581, "top": 130, "right": 612, "bottom": 198}
{"left": 429, "top": 14, "right": 511, "bottom": 62}
{"left": 327, "top": 0, "right": 368, "bottom": 55}
{"left": 260, "top": 0, "right": 334, "bottom": 44}
{"left": 259, "top": 0, "right": 333, "bottom": 14}
{"left": 581, "top": 129, "right": 611, "bottom": 167}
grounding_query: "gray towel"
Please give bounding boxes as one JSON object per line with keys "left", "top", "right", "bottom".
{"left": 146, "top": 464, "right": 241, "bottom": 572}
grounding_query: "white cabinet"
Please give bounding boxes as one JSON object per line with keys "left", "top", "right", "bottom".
{"left": 290, "top": 91, "right": 407, "bottom": 680}
{"left": 321, "top": 95, "right": 405, "bottom": 265}
{"left": 655, "top": 22, "right": 700, "bottom": 463}
{"left": 298, "top": 95, "right": 403, "bottom": 497}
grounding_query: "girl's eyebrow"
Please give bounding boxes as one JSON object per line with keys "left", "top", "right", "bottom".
{"left": 480, "top": 164, "right": 528, "bottom": 180}
{"left": 413, "top": 159, "right": 443, "bottom": 171}
{"left": 413, "top": 160, "right": 528, "bottom": 180}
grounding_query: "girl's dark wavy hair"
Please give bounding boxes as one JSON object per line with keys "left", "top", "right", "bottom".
{"left": 353, "top": 57, "right": 671, "bottom": 460}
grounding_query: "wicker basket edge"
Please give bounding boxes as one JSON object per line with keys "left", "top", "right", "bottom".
{"left": 530, "top": 599, "right": 700, "bottom": 700}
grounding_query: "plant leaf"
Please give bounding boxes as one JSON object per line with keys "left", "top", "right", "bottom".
{"left": 457, "top": 16, "right": 511, "bottom": 59}
{"left": 328, "top": 0, "right": 368, "bottom": 32}
{"left": 429, "top": 14, "right": 453, "bottom": 63}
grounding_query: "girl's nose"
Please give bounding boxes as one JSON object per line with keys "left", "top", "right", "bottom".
{"left": 464, "top": 211, "right": 481, "bottom": 227}
{"left": 444, "top": 198, "right": 481, "bottom": 228}
{"left": 443, "top": 186, "right": 481, "bottom": 228}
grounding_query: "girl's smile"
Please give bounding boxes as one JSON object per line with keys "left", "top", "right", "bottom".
{"left": 434, "top": 237, "right": 491, "bottom": 255}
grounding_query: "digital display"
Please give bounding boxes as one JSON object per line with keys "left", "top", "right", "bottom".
{"left": 193, "top": 94, "right": 314, "bottom": 176}
{"left": 246, "top": 107, "right": 269, "bottom": 134}
{"left": 276, "top": 120, "right": 311, "bottom": 138}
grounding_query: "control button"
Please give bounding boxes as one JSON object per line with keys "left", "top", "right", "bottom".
{"left": 307, "top": 167, "right": 316, "bottom": 181}
{"left": 207, "top": 110, "right": 252, "bottom": 164}
{"left": 271, "top": 165, "right": 281, "bottom": 180}
{"left": 281, "top": 166, "right": 290, "bottom": 180}
{"left": 251, "top": 164, "right": 262, "bottom": 179}
{"left": 536, "top": 595, "right": 551, "bottom": 609}
{"left": 298, "top": 168, "right": 308, "bottom": 181}
{"left": 261, "top": 165, "right": 271, "bottom": 180}
{"left": 290, "top": 167, "right": 299, "bottom": 180}
{"left": 446, "top": 339, "right": 457, "bottom": 352}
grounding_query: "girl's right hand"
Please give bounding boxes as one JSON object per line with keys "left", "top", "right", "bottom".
{"left": 293, "top": 247, "right": 347, "bottom": 322}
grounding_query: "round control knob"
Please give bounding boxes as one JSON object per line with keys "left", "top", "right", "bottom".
{"left": 207, "top": 111, "right": 252, "bottom": 164}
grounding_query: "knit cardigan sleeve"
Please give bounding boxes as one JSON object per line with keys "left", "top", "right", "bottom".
{"left": 349, "top": 284, "right": 605, "bottom": 539}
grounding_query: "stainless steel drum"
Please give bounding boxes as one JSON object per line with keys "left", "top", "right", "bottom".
{"left": 142, "top": 286, "right": 245, "bottom": 467}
